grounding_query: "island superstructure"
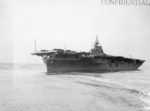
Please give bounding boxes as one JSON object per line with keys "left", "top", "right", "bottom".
{"left": 32, "top": 36, "right": 145, "bottom": 72}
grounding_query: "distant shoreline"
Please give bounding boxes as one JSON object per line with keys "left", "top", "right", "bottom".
{"left": 0, "top": 62, "right": 45, "bottom": 70}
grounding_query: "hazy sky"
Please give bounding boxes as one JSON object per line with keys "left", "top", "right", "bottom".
{"left": 0, "top": 0, "right": 150, "bottom": 64}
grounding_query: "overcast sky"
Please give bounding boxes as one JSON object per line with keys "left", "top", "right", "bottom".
{"left": 0, "top": 0, "right": 150, "bottom": 64}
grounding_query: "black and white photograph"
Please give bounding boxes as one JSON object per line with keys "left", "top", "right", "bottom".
{"left": 0, "top": 0, "right": 150, "bottom": 111}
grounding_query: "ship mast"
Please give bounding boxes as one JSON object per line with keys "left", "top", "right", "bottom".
{"left": 64, "top": 44, "right": 66, "bottom": 51}
{"left": 35, "top": 39, "right": 37, "bottom": 52}
{"left": 95, "top": 35, "right": 99, "bottom": 47}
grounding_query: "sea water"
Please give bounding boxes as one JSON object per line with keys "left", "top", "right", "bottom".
{"left": 0, "top": 64, "right": 150, "bottom": 111}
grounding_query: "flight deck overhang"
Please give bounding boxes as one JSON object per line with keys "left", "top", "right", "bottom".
{"left": 31, "top": 50, "right": 57, "bottom": 56}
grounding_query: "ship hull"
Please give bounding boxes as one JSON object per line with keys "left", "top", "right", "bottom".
{"left": 44, "top": 57, "right": 144, "bottom": 72}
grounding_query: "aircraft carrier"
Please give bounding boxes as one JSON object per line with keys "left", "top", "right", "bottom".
{"left": 32, "top": 36, "right": 145, "bottom": 72}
